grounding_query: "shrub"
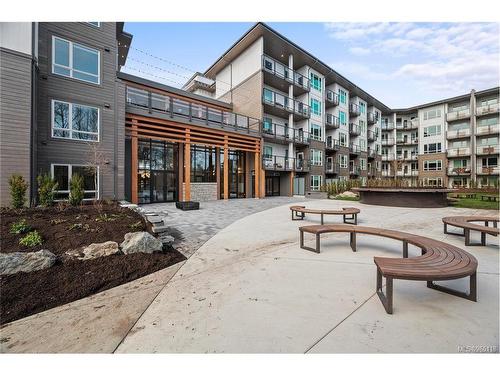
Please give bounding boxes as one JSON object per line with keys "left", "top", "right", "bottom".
{"left": 10, "top": 219, "right": 32, "bottom": 234}
{"left": 19, "top": 230, "right": 43, "bottom": 247}
{"left": 8, "top": 174, "right": 28, "bottom": 208}
{"left": 69, "top": 174, "right": 84, "bottom": 206}
{"left": 37, "top": 173, "right": 58, "bottom": 207}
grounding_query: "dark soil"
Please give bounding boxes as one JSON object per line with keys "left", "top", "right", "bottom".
{"left": 0, "top": 203, "right": 186, "bottom": 325}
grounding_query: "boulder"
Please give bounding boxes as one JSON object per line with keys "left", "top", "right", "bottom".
{"left": 337, "top": 191, "right": 358, "bottom": 198}
{"left": 159, "top": 235, "right": 175, "bottom": 246}
{"left": 0, "top": 250, "right": 57, "bottom": 275}
{"left": 81, "top": 241, "right": 120, "bottom": 260}
{"left": 120, "top": 232, "right": 163, "bottom": 254}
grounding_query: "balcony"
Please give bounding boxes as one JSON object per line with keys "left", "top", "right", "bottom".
{"left": 349, "top": 123, "right": 361, "bottom": 136}
{"left": 446, "top": 108, "right": 471, "bottom": 122}
{"left": 410, "top": 118, "right": 419, "bottom": 128}
{"left": 476, "top": 102, "right": 499, "bottom": 117}
{"left": 397, "top": 138, "right": 418, "bottom": 145}
{"left": 382, "top": 138, "right": 395, "bottom": 146}
{"left": 381, "top": 122, "right": 395, "bottom": 131}
{"left": 349, "top": 165, "right": 361, "bottom": 176}
{"left": 476, "top": 166, "right": 500, "bottom": 175}
{"left": 262, "top": 155, "right": 294, "bottom": 171}
{"left": 292, "top": 129, "right": 310, "bottom": 146}
{"left": 325, "top": 90, "right": 339, "bottom": 108}
{"left": 396, "top": 120, "right": 418, "bottom": 130}
{"left": 367, "top": 167, "right": 377, "bottom": 177}
{"left": 476, "top": 124, "right": 500, "bottom": 136}
{"left": 447, "top": 147, "right": 471, "bottom": 157}
{"left": 325, "top": 137, "right": 340, "bottom": 152}
{"left": 367, "top": 130, "right": 376, "bottom": 142}
{"left": 261, "top": 122, "right": 292, "bottom": 144}
{"left": 349, "top": 143, "right": 361, "bottom": 155}
{"left": 349, "top": 103, "right": 361, "bottom": 117}
{"left": 294, "top": 158, "right": 311, "bottom": 173}
{"left": 447, "top": 128, "right": 471, "bottom": 139}
{"left": 367, "top": 112, "right": 378, "bottom": 125}
{"left": 326, "top": 161, "right": 340, "bottom": 174}
{"left": 325, "top": 113, "right": 340, "bottom": 129}
{"left": 126, "top": 87, "right": 261, "bottom": 137}
{"left": 476, "top": 144, "right": 500, "bottom": 155}
{"left": 367, "top": 148, "right": 376, "bottom": 159}
{"left": 262, "top": 55, "right": 309, "bottom": 95}
{"left": 262, "top": 88, "right": 310, "bottom": 121}
{"left": 396, "top": 170, "right": 418, "bottom": 177}
{"left": 382, "top": 154, "right": 395, "bottom": 161}
{"left": 447, "top": 166, "right": 471, "bottom": 176}
{"left": 382, "top": 170, "right": 394, "bottom": 177}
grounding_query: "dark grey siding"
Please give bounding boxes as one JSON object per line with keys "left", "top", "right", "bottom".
{"left": 0, "top": 48, "right": 33, "bottom": 207}
{"left": 36, "top": 22, "right": 124, "bottom": 200}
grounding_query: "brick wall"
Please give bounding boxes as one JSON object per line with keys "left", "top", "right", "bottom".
{"left": 182, "top": 183, "right": 218, "bottom": 202}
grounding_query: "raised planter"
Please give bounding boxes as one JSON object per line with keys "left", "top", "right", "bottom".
{"left": 352, "top": 188, "right": 456, "bottom": 208}
{"left": 175, "top": 201, "right": 200, "bottom": 211}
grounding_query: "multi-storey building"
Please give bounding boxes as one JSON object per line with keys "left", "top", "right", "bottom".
{"left": 1, "top": 22, "right": 498, "bottom": 206}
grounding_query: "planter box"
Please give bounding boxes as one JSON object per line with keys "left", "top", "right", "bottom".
{"left": 175, "top": 201, "right": 200, "bottom": 211}
{"left": 306, "top": 191, "right": 328, "bottom": 199}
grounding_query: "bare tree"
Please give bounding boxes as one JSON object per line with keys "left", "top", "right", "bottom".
{"left": 85, "top": 142, "right": 110, "bottom": 202}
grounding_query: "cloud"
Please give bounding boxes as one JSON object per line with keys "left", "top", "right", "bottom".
{"left": 349, "top": 46, "right": 370, "bottom": 56}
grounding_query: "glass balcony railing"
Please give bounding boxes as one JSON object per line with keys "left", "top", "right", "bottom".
{"left": 476, "top": 144, "right": 500, "bottom": 155}
{"left": 367, "top": 112, "right": 379, "bottom": 124}
{"left": 326, "top": 113, "right": 340, "bottom": 129}
{"left": 349, "top": 103, "right": 361, "bottom": 116}
{"left": 477, "top": 166, "right": 500, "bottom": 175}
{"left": 262, "top": 88, "right": 310, "bottom": 119}
{"left": 349, "top": 123, "right": 361, "bottom": 136}
{"left": 447, "top": 147, "right": 471, "bottom": 157}
{"left": 262, "top": 155, "right": 294, "bottom": 171}
{"left": 381, "top": 122, "right": 395, "bottom": 131}
{"left": 325, "top": 138, "right": 340, "bottom": 151}
{"left": 262, "top": 55, "right": 310, "bottom": 92}
{"left": 476, "top": 124, "right": 499, "bottom": 136}
{"left": 446, "top": 108, "right": 471, "bottom": 121}
{"left": 325, "top": 90, "right": 340, "bottom": 107}
{"left": 261, "top": 122, "right": 292, "bottom": 143}
{"left": 476, "top": 102, "right": 499, "bottom": 116}
{"left": 382, "top": 138, "right": 395, "bottom": 146}
{"left": 447, "top": 128, "right": 471, "bottom": 139}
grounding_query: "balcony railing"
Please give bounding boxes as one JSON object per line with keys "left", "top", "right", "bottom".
{"left": 447, "top": 166, "right": 471, "bottom": 176}
{"left": 294, "top": 158, "right": 311, "bottom": 172}
{"left": 382, "top": 154, "right": 395, "bottom": 161}
{"left": 126, "top": 86, "right": 261, "bottom": 136}
{"left": 325, "top": 138, "right": 340, "bottom": 151}
{"left": 382, "top": 138, "right": 395, "bottom": 146}
{"left": 325, "top": 113, "right": 340, "bottom": 129}
{"left": 396, "top": 170, "right": 418, "bottom": 177}
{"left": 447, "top": 147, "right": 471, "bottom": 157}
{"left": 367, "top": 148, "right": 376, "bottom": 158}
{"left": 476, "top": 166, "right": 500, "bottom": 175}
{"left": 349, "top": 143, "right": 361, "bottom": 155}
{"left": 261, "top": 122, "right": 292, "bottom": 143}
{"left": 262, "top": 55, "right": 310, "bottom": 92}
{"left": 396, "top": 121, "right": 418, "bottom": 130}
{"left": 382, "top": 170, "right": 394, "bottom": 177}
{"left": 410, "top": 118, "right": 419, "bottom": 128}
{"left": 292, "top": 129, "right": 311, "bottom": 145}
{"left": 396, "top": 138, "right": 418, "bottom": 145}
{"left": 367, "top": 130, "right": 376, "bottom": 142}
{"left": 349, "top": 123, "right": 361, "bottom": 136}
{"left": 447, "top": 128, "right": 471, "bottom": 139}
{"left": 262, "top": 155, "right": 308, "bottom": 171}
{"left": 349, "top": 165, "right": 361, "bottom": 175}
{"left": 446, "top": 108, "right": 471, "bottom": 122}
{"left": 326, "top": 161, "right": 340, "bottom": 174}
{"left": 349, "top": 103, "right": 361, "bottom": 116}
{"left": 476, "top": 102, "right": 499, "bottom": 116}
{"left": 367, "top": 112, "right": 378, "bottom": 124}
{"left": 476, "top": 124, "right": 500, "bottom": 136}
{"left": 325, "top": 90, "right": 339, "bottom": 107}
{"left": 476, "top": 144, "right": 500, "bottom": 155}
{"left": 262, "top": 88, "right": 310, "bottom": 119}
{"left": 381, "top": 122, "right": 394, "bottom": 131}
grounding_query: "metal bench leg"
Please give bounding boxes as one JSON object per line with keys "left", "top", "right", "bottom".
{"left": 443, "top": 223, "right": 448, "bottom": 234}
{"left": 321, "top": 213, "right": 324, "bottom": 225}
{"left": 376, "top": 268, "right": 393, "bottom": 314}
{"left": 481, "top": 232, "right": 486, "bottom": 246}
{"left": 494, "top": 221, "right": 498, "bottom": 229}
{"left": 299, "top": 231, "right": 320, "bottom": 253}
{"left": 355, "top": 214, "right": 357, "bottom": 225}
{"left": 427, "top": 272, "right": 477, "bottom": 302}
{"left": 403, "top": 241, "right": 408, "bottom": 258}
{"left": 465, "top": 229, "right": 471, "bottom": 246}
{"left": 316, "top": 233, "right": 321, "bottom": 253}
{"left": 350, "top": 232, "right": 356, "bottom": 252}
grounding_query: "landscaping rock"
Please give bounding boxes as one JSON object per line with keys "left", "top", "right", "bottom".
{"left": 160, "top": 235, "right": 175, "bottom": 246}
{"left": 337, "top": 191, "right": 358, "bottom": 198}
{"left": 81, "top": 241, "right": 120, "bottom": 260}
{"left": 120, "top": 232, "right": 163, "bottom": 254}
{"left": 0, "top": 250, "right": 57, "bottom": 275}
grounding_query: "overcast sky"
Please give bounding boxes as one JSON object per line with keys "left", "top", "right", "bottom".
{"left": 122, "top": 22, "right": 499, "bottom": 108}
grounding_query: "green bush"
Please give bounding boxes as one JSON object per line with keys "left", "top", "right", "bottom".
{"left": 19, "top": 230, "right": 43, "bottom": 247}
{"left": 69, "top": 174, "right": 84, "bottom": 206}
{"left": 10, "top": 219, "right": 32, "bottom": 234}
{"left": 8, "top": 174, "right": 28, "bottom": 208}
{"left": 37, "top": 173, "right": 58, "bottom": 207}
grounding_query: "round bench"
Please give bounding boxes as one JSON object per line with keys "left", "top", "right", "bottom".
{"left": 443, "top": 216, "right": 499, "bottom": 246}
{"left": 290, "top": 205, "right": 360, "bottom": 225}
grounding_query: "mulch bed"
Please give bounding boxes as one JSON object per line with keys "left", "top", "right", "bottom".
{"left": 0, "top": 203, "right": 185, "bottom": 325}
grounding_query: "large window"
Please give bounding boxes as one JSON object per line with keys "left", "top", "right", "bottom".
{"left": 359, "top": 102, "right": 366, "bottom": 114}
{"left": 339, "top": 110, "right": 347, "bottom": 125}
{"left": 424, "top": 142, "right": 442, "bottom": 154}
{"left": 338, "top": 89, "right": 347, "bottom": 105}
{"left": 51, "top": 164, "right": 98, "bottom": 200}
{"left": 482, "top": 157, "right": 498, "bottom": 167}
{"left": 422, "top": 177, "right": 443, "bottom": 187}
{"left": 191, "top": 146, "right": 216, "bottom": 182}
{"left": 310, "top": 73, "right": 322, "bottom": 92}
{"left": 339, "top": 132, "right": 347, "bottom": 146}
{"left": 52, "top": 100, "right": 99, "bottom": 141}
{"left": 423, "top": 160, "right": 442, "bottom": 171}
{"left": 423, "top": 125, "right": 441, "bottom": 137}
{"left": 360, "top": 158, "right": 367, "bottom": 170}
{"left": 310, "top": 175, "right": 323, "bottom": 191}
{"left": 310, "top": 149, "right": 323, "bottom": 166}
{"left": 52, "top": 36, "right": 100, "bottom": 84}
{"left": 310, "top": 123, "right": 322, "bottom": 141}
{"left": 263, "top": 146, "right": 273, "bottom": 159}
{"left": 423, "top": 108, "right": 441, "bottom": 120}
{"left": 310, "top": 98, "right": 322, "bottom": 116}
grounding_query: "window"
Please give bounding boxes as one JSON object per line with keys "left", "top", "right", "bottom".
{"left": 338, "top": 89, "right": 347, "bottom": 105}
{"left": 424, "top": 143, "right": 442, "bottom": 154}
{"left": 423, "top": 160, "right": 442, "bottom": 171}
{"left": 191, "top": 146, "right": 216, "bottom": 182}
{"left": 478, "top": 136, "right": 497, "bottom": 146}
{"left": 263, "top": 146, "right": 273, "bottom": 159}
{"left": 263, "top": 117, "right": 273, "bottom": 133}
{"left": 310, "top": 98, "right": 322, "bottom": 116}
{"left": 359, "top": 102, "right": 366, "bottom": 114}
{"left": 310, "top": 149, "right": 323, "bottom": 166}
{"left": 263, "top": 88, "right": 274, "bottom": 103}
{"left": 51, "top": 164, "right": 98, "bottom": 200}
{"left": 339, "top": 154, "right": 348, "bottom": 168}
{"left": 339, "top": 110, "right": 347, "bottom": 125}
{"left": 450, "top": 140, "right": 468, "bottom": 148}
{"left": 310, "top": 175, "right": 323, "bottom": 191}
{"left": 423, "top": 177, "right": 443, "bottom": 187}
{"left": 310, "top": 73, "right": 322, "bottom": 92}
{"left": 477, "top": 117, "right": 498, "bottom": 127}
{"left": 423, "top": 108, "right": 441, "bottom": 120}
{"left": 52, "top": 100, "right": 99, "bottom": 141}
{"left": 453, "top": 159, "right": 468, "bottom": 168}
{"left": 359, "top": 120, "right": 366, "bottom": 133}
{"left": 310, "top": 123, "right": 322, "bottom": 141}
{"left": 339, "top": 132, "right": 347, "bottom": 147}
{"left": 52, "top": 36, "right": 100, "bottom": 84}
{"left": 360, "top": 139, "right": 366, "bottom": 152}
{"left": 360, "top": 158, "right": 367, "bottom": 170}
{"left": 423, "top": 125, "right": 441, "bottom": 137}
{"left": 482, "top": 157, "right": 498, "bottom": 167}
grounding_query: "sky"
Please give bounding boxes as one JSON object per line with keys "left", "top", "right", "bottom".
{"left": 121, "top": 22, "right": 500, "bottom": 108}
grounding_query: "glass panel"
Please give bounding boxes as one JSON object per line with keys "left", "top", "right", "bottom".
{"left": 73, "top": 44, "right": 99, "bottom": 75}
{"left": 53, "top": 101, "right": 69, "bottom": 129}
{"left": 73, "top": 71, "right": 99, "bottom": 83}
{"left": 151, "top": 141, "right": 165, "bottom": 170}
{"left": 138, "top": 140, "right": 151, "bottom": 169}
{"left": 73, "top": 132, "right": 98, "bottom": 141}
{"left": 72, "top": 166, "right": 96, "bottom": 191}
{"left": 53, "top": 65, "right": 71, "bottom": 77}
{"left": 151, "top": 93, "right": 168, "bottom": 111}
{"left": 191, "top": 103, "right": 206, "bottom": 120}
{"left": 53, "top": 129, "right": 70, "bottom": 138}
{"left": 138, "top": 170, "right": 151, "bottom": 204}
{"left": 53, "top": 165, "right": 69, "bottom": 191}
{"left": 207, "top": 108, "right": 222, "bottom": 123}
{"left": 72, "top": 104, "right": 98, "bottom": 133}
{"left": 54, "top": 38, "right": 70, "bottom": 67}
{"left": 127, "top": 87, "right": 149, "bottom": 107}
{"left": 172, "top": 98, "right": 189, "bottom": 116}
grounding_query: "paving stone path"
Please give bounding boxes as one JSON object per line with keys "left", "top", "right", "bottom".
{"left": 138, "top": 197, "right": 303, "bottom": 258}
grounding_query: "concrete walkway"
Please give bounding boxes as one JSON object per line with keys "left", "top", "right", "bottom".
{"left": 114, "top": 201, "right": 499, "bottom": 353}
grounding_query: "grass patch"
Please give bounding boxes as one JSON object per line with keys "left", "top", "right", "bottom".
{"left": 450, "top": 196, "right": 499, "bottom": 210}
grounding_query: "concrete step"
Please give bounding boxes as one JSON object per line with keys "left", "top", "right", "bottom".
{"left": 146, "top": 215, "right": 163, "bottom": 224}
{"left": 152, "top": 225, "right": 169, "bottom": 234}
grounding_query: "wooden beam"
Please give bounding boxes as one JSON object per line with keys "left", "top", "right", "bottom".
{"left": 223, "top": 136, "right": 229, "bottom": 200}
{"left": 184, "top": 130, "right": 191, "bottom": 202}
{"left": 130, "top": 120, "right": 139, "bottom": 204}
{"left": 254, "top": 152, "right": 260, "bottom": 199}
{"left": 178, "top": 144, "right": 184, "bottom": 202}
{"left": 215, "top": 147, "right": 221, "bottom": 199}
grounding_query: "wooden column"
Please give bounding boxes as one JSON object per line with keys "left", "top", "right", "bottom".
{"left": 178, "top": 144, "right": 184, "bottom": 201}
{"left": 184, "top": 130, "right": 191, "bottom": 202}
{"left": 215, "top": 147, "right": 221, "bottom": 199}
{"left": 245, "top": 151, "right": 251, "bottom": 198}
{"left": 254, "top": 151, "right": 260, "bottom": 199}
{"left": 223, "top": 141, "right": 229, "bottom": 200}
{"left": 130, "top": 120, "right": 139, "bottom": 204}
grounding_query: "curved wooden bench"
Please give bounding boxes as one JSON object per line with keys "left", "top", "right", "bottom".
{"left": 290, "top": 205, "right": 360, "bottom": 225}
{"left": 443, "top": 216, "right": 499, "bottom": 246}
{"left": 299, "top": 224, "right": 478, "bottom": 314}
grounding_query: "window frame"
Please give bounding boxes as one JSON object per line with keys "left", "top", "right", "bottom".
{"left": 50, "top": 164, "right": 99, "bottom": 201}
{"left": 310, "top": 73, "right": 322, "bottom": 92}
{"left": 310, "top": 98, "right": 322, "bottom": 116}
{"left": 51, "top": 99, "right": 100, "bottom": 142}
{"left": 310, "top": 123, "right": 322, "bottom": 141}
{"left": 423, "top": 160, "right": 442, "bottom": 171}
{"left": 52, "top": 35, "right": 101, "bottom": 85}
{"left": 310, "top": 175, "right": 323, "bottom": 191}
{"left": 310, "top": 149, "right": 323, "bottom": 166}
{"left": 86, "top": 22, "right": 101, "bottom": 28}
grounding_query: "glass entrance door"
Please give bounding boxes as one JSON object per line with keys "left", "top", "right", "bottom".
{"left": 220, "top": 150, "right": 246, "bottom": 198}
{"left": 138, "top": 139, "right": 178, "bottom": 204}
{"left": 265, "top": 175, "right": 281, "bottom": 196}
